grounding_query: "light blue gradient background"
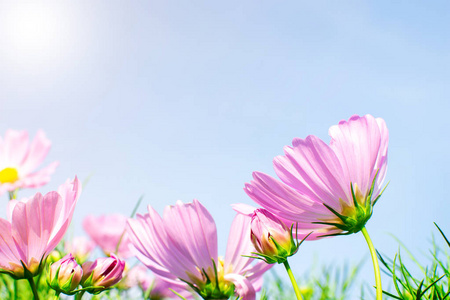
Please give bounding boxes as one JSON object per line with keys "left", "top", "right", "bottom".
{"left": 1, "top": 1, "right": 449, "bottom": 297}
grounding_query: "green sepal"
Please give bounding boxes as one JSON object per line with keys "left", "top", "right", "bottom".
{"left": 246, "top": 229, "right": 312, "bottom": 265}
{"left": 180, "top": 259, "right": 235, "bottom": 300}
{"left": 314, "top": 170, "right": 388, "bottom": 236}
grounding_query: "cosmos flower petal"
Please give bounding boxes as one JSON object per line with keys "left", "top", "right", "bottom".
{"left": 20, "top": 130, "right": 52, "bottom": 174}
{"left": 83, "top": 213, "right": 133, "bottom": 258}
{"left": 224, "top": 213, "right": 255, "bottom": 274}
{"left": 1, "top": 130, "right": 29, "bottom": 166}
{"left": 163, "top": 199, "right": 217, "bottom": 273}
{"left": 329, "top": 114, "right": 388, "bottom": 199}
{"left": 224, "top": 273, "right": 256, "bottom": 300}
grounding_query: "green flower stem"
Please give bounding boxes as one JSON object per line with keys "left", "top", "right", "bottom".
{"left": 283, "top": 259, "right": 303, "bottom": 300}
{"left": 27, "top": 277, "right": 40, "bottom": 300}
{"left": 361, "top": 226, "right": 382, "bottom": 300}
{"left": 52, "top": 292, "right": 60, "bottom": 300}
{"left": 8, "top": 189, "right": 17, "bottom": 200}
{"left": 75, "top": 290, "right": 86, "bottom": 300}
{"left": 14, "top": 278, "right": 18, "bottom": 300}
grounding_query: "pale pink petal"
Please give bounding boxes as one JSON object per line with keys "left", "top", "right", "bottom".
{"left": 20, "top": 130, "right": 52, "bottom": 174}
{"left": 83, "top": 213, "right": 132, "bottom": 258}
{"left": 245, "top": 172, "right": 329, "bottom": 222}
{"left": 230, "top": 203, "right": 257, "bottom": 216}
{"left": 241, "top": 260, "right": 271, "bottom": 292}
{"left": 1, "top": 130, "right": 29, "bottom": 167}
{"left": 274, "top": 135, "right": 351, "bottom": 207}
{"left": 0, "top": 219, "right": 23, "bottom": 271}
{"left": 11, "top": 192, "right": 61, "bottom": 267}
{"left": 127, "top": 207, "right": 200, "bottom": 282}
{"left": 46, "top": 178, "right": 80, "bottom": 252}
{"left": 374, "top": 117, "right": 389, "bottom": 197}
{"left": 20, "top": 161, "right": 59, "bottom": 188}
{"left": 224, "top": 213, "right": 255, "bottom": 274}
{"left": 224, "top": 274, "right": 256, "bottom": 300}
{"left": 163, "top": 199, "right": 217, "bottom": 274}
{"left": 329, "top": 114, "right": 387, "bottom": 199}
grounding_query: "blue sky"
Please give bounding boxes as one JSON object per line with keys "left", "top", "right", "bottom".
{"left": 0, "top": 0, "right": 449, "bottom": 297}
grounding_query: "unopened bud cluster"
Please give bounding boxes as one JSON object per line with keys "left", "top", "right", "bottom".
{"left": 47, "top": 253, "right": 125, "bottom": 296}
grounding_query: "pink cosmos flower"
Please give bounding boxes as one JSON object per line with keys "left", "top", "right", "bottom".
{"left": 83, "top": 214, "right": 132, "bottom": 259}
{"left": 126, "top": 199, "right": 271, "bottom": 300}
{"left": 0, "top": 177, "right": 81, "bottom": 278}
{"left": 244, "top": 114, "right": 388, "bottom": 239}
{"left": 0, "top": 130, "right": 59, "bottom": 196}
{"left": 64, "top": 236, "right": 96, "bottom": 263}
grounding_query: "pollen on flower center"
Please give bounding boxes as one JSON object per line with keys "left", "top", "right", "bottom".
{"left": 0, "top": 167, "right": 19, "bottom": 184}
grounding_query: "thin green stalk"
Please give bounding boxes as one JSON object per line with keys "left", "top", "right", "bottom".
{"left": 75, "top": 290, "right": 86, "bottom": 300}
{"left": 115, "top": 194, "right": 144, "bottom": 254}
{"left": 8, "top": 189, "right": 17, "bottom": 200}
{"left": 361, "top": 226, "right": 382, "bottom": 300}
{"left": 0, "top": 275, "right": 13, "bottom": 299}
{"left": 26, "top": 277, "right": 40, "bottom": 300}
{"left": 14, "top": 278, "right": 17, "bottom": 300}
{"left": 283, "top": 259, "right": 303, "bottom": 300}
{"left": 52, "top": 292, "right": 60, "bottom": 300}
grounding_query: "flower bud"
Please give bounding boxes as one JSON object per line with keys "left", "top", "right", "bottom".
{"left": 250, "top": 209, "right": 298, "bottom": 264}
{"left": 47, "top": 253, "right": 83, "bottom": 295}
{"left": 81, "top": 254, "right": 125, "bottom": 294}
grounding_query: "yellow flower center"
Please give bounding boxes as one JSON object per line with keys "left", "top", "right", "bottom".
{"left": 0, "top": 167, "right": 19, "bottom": 184}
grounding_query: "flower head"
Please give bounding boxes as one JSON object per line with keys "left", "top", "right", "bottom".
{"left": 0, "top": 177, "right": 81, "bottom": 279}
{"left": 244, "top": 115, "right": 388, "bottom": 238}
{"left": 250, "top": 208, "right": 298, "bottom": 264}
{"left": 0, "top": 130, "right": 58, "bottom": 196}
{"left": 83, "top": 214, "right": 132, "bottom": 259}
{"left": 81, "top": 254, "right": 125, "bottom": 294}
{"left": 127, "top": 199, "right": 271, "bottom": 300}
{"left": 47, "top": 253, "right": 83, "bottom": 295}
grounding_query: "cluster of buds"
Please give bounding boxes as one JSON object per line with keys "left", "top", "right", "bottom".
{"left": 47, "top": 253, "right": 125, "bottom": 296}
